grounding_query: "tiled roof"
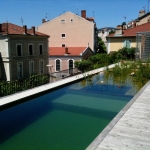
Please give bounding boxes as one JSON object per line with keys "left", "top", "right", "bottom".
{"left": 107, "top": 22, "right": 150, "bottom": 37}
{"left": 49, "top": 47, "right": 87, "bottom": 56}
{"left": 0, "top": 23, "right": 49, "bottom": 36}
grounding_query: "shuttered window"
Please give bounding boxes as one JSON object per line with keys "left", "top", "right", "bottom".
{"left": 123, "top": 40, "right": 131, "bottom": 48}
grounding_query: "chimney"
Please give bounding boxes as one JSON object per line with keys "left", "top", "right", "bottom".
{"left": 139, "top": 10, "right": 145, "bottom": 18}
{"left": 0, "top": 24, "right": 2, "bottom": 32}
{"left": 115, "top": 25, "right": 123, "bottom": 35}
{"left": 32, "top": 26, "right": 35, "bottom": 35}
{"left": 65, "top": 47, "right": 68, "bottom": 54}
{"left": 23, "top": 25, "right": 27, "bottom": 34}
{"left": 81, "top": 10, "right": 86, "bottom": 19}
{"left": 42, "top": 19, "right": 46, "bottom": 23}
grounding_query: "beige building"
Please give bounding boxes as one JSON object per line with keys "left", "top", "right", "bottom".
{"left": 36, "top": 10, "right": 97, "bottom": 52}
{"left": 0, "top": 23, "right": 49, "bottom": 81}
{"left": 135, "top": 10, "right": 150, "bottom": 26}
{"left": 107, "top": 22, "right": 150, "bottom": 53}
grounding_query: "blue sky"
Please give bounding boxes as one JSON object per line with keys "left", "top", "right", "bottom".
{"left": 0, "top": 0, "right": 149, "bottom": 29}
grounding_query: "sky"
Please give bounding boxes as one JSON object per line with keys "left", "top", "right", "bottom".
{"left": 0, "top": 0, "right": 149, "bottom": 29}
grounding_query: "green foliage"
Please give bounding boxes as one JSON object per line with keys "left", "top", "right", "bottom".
{"left": 96, "top": 37, "right": 107, "bottom": 54}
{"left": 117, "top": 47, "right": 136, "bottom": 60}
{"left": 74, "top": 60, "right": 92, "bottom": 72}
{"left": 0, "top": 74, "right": 49, "bottom": 97}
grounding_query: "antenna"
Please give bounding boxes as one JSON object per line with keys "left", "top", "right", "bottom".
{"left": 21, "top": 17, "right": 23, "bottom": 26}
{"left": 76, "top": 8, "right": 78, "bottom": 15}
{"left": 45, "top": 13, "right": 47, "bottom": 21}
{"left": 49, "top": 13, "right": 50, "bottom": 20}
{"left": 93, "top": 11, "right": 95, "bottom": 18}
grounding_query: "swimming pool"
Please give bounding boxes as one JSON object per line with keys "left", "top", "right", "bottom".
{"left": 0, "top": 73, "right": 134, "bottom": 149}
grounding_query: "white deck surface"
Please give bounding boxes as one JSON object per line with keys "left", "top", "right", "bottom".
{"left": 86, "top": 81, "right": 150, "bottom": 150}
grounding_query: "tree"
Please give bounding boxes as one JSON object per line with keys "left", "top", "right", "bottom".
{"left": 96, "top": 37, "right": 107, "bottom": 54}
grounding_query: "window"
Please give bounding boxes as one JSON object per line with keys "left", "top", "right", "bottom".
{"left": 123, "top": 40, "right": 131, "bottom": 48}
{"left": 61, "top": 19, "right": 65, "bottom": 23}
{"left": 62, "top": 44, "right": 65, "bottom": 47}
{"left": 17, "top": 44, "right": 22, "bottom": 56}
{"left": 61, "top": 34, "right": 66, "bottom": 38}
{"left": 56, "top": 59, "right": 61, "bottom": 71}
{"left": 29, "top": 60, "right": 34, "bottom": 75}
{"left": 39, "top": 60, "right": 44, "bottom": 74}
{"left": 29, "top": 44, "right": 33, "bottom": 55}
{"left": 17, "top": 62, "right": 23, "bottom": 78}
{"left": 39, "top": 44, "right": 43, "bottom": 55}
{"left": 69, "top": 59, "right": 73, "bottom": 74}
{"left": 70, "top": 19, "right": 73, "bottom": 23}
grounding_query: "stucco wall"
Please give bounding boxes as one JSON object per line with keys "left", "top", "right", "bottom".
{"left": 37, "top": 12, "right": 95, "bottom": 51}
{"left": 0, "top": 35, "right": 49, "bottom": 81}
{"left": 108, "top": 37, "right": 136, "bottom": 53}
{"left": 49, "top": 57, "right": 81, "bottom": 73}
{"left": 136, "top": 14, "right": 150, "bottom": 26}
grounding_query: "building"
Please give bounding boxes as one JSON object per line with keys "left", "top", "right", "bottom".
{"left": 48, "top": 46, "right": 93, "bottom": 75}
{"left": 0, "top": 23, "right": 49, "bottom": 81}
{"left": 107, "top": 22, "right": 150, "bottom": 54}
{"left": 36, "top": 10, "right": 97, "bottom": 52}
{"left": 135, "top": 10, "right": 150, "bottom": 26}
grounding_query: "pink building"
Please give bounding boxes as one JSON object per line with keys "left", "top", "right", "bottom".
{"left": 37, "top": 10, "right": 97, "bottom": 51}
{"left": 37, "top": 10, "right": 97, "bottom": 73}
{"left": 48, "top": 47, "right": 93, "bottom": 74}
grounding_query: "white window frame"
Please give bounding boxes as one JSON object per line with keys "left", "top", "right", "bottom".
{"left": 29, "top": 60, "right": 34, "bottom": 75}
{"left": 61, "top": 19, "right": 66, "bottom": 24}
{"left": 28, "top": 44, "right": 34, "bottom": 55}
{"left": 61, "top": 33, "right": 66, "bottom": 38}
{"left": 55, "top": 59, "right": 62, "bottom": 72}
{"left": 39, "top": 59, "right": 44, "bottom": 74}
{"left": 62, "top": 44, "right": 65, "bottom": 47}
{"left": 68, "top": 59, "right": 74, "bottom": 69}
{"left": 16, "top": 44, "right": 22, "bottom": 56}
{"left": 122, "top": 39, "right": 132, "bottom": 48}
{"left": 17, "top": 62, "right": 23, "bottom": 78}
{"left": 39, "top": 44, "right": 43, "bottom": 55}
{"left": 70, "top": 19, "right": 73, "bottom": 23}
{"left": 68, "top": 59, "right": 74, "bottom": 74}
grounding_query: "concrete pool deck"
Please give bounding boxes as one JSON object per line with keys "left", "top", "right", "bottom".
{"left": 86, "top": 80, "right": 150, "bottom": 150}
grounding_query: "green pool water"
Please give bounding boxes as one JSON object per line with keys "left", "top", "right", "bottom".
{"left": 0, "top": 75, "right": 133, "bottom": 150}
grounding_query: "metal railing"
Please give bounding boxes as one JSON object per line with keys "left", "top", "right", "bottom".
{"left": 0, "top": 68, "right": 81, "bottom": 97}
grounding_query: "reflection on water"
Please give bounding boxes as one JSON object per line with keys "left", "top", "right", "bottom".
{"left": 0, "top": 73, "right": 135, "bottom": 149}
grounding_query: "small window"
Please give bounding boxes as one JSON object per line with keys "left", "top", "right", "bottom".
{"left": 56, "top": 59, "right": 60, "bottom": 71}
{"left": 17, "top": 44, "right": 22, "bottom": 56}
{"left": 61, "top": 19, "right": 65, "bottom": 23}
{"left": 70, "top": 19, "right": 73, "bottom": 23}
{"left": 62, "top": 44, "right": 65, "bottom": 47}
{"left": 39, "top": 44, "right": 43, "bottom": 54}
{"left": 62, "top": 34, "right": 66, "bottom": 38}
{"left": 29, "top": 44, "right": 33, "bottom": 55}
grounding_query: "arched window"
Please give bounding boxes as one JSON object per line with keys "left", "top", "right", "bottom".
{"left": 68, "top": 59, "right": 74, "bottom": 74}
{"left": 56, "top": 59, "right": 61, "bottom": 71}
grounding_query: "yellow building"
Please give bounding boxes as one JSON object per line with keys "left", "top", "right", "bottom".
{"left": 107, "top": 22, "right": 150, "bottom": 53}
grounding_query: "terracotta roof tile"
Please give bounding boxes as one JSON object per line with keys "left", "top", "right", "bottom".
{"left": 0, "top": 23, "right": 49, "bottom": 36}
{"left": 107, "top": 22, "right": 150, "bottom": 37}
{"left": 49, "top": 47, "right": 87, "bottom": 56}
